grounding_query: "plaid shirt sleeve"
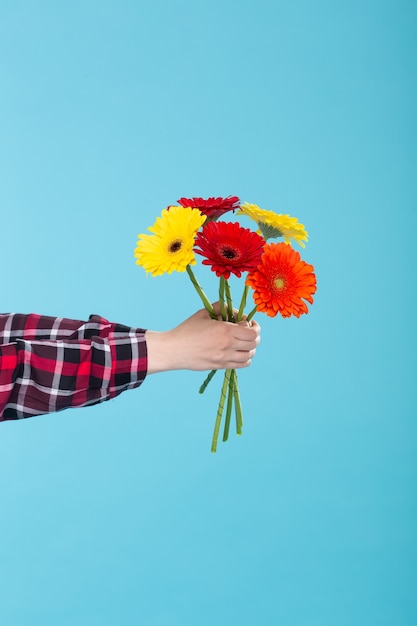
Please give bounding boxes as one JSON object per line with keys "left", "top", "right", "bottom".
{"left": 0, "top": 313, "right": 148, "bottom": 421}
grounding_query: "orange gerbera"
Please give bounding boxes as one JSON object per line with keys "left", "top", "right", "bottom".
{"left": 246, "top": 242, "right": 317, "bottom": 318}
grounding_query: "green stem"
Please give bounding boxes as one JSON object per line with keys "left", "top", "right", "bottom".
{"left": 233, "top": 371, "right": 243, "bottom": 435}
{"left": 224, "top": 279, "right": 235, "bottom": 322}
{"left": 222, "top": 369, "right": 235, "bottom": 442}
{"left": 211, "top": 369, "right": 231, "bottom": 453}
{"left": 219, "top": 277, "right": 227, "bottom": 321}
{"left": 237, "top": 285, "right": 249, "bottom": 322}
{"left": 186, "top": 265, "right": 217, "bottom": 319}
{"left": 199, "top": 369, "right": 217, "bottom": 394}
{"left": 245, "top": 305, "right": 258, "bottom": 323}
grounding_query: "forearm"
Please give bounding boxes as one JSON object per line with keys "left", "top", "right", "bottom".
{"left": 0, "top": 316, "right": 148, "bottom": 421}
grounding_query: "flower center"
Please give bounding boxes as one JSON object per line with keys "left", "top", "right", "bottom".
{"left": 274, "top": 277, "right": 285, "bottom": 290}
{"left": 221, "top": 246, "right": 238, "bottom": 260}
{"left": 169, "top": 239, "right": 183, "bottom": 253}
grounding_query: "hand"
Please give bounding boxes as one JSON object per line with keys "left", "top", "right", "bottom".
{"left": 145, "top": 306, "right": 261, "bottom": 374}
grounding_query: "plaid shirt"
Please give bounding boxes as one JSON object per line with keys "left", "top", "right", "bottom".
{"left": 0, "top": 313, "right": 148, "bottom": 421}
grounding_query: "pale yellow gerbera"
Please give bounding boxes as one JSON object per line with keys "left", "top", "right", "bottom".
{"left": 238, "top": 202, "right": 308, "bottom": 248}
{"left": 134, "top": 206, "right": 206, "bottom": 276}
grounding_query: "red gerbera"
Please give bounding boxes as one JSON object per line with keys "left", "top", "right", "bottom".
{"left": 194, "top": 221, "right": 265, "bottom": 279}
{"left": 177, "top": 196, "right": 240, "bottom": 220}
{"left": 246, "top": 242, "right": 317, "bottom": 318}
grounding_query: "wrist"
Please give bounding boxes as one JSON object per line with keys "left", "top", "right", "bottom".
{"left": 145, "top": 330, "right": 177, "bottom": 374}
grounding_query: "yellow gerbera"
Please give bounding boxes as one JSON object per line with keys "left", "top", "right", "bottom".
{"left": 134, "top": 206, "right": 206, "bottom": 276}
{"left": 238, "top": 202, "right": 308, "bottom": 248}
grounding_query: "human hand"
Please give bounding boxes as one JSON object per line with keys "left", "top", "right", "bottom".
{"left": 145, "top": 305, "right": 261, "bottom": 374}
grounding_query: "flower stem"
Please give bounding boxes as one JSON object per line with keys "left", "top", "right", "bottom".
{"left": 237, "top": 285, "right": 249, "bottom": 322}
{"left": 199, "top": 369, "right": 217, "bottom": 394}
{"left": 211, "top": 369, "right": 231, "bottom": 453}
{"left": 245, "top": 305, "right": 258, "bottom": 323}
{"left": 224, "top": 279, "right": 235, "bottom": 322}
{"left": 222, "top": 369, "right": 235, "bottom": 441}
{"left": 233, "top": 371, "right": 243, "bottom": 435}
{"left": 219, "top": 277, "right": 227, "bottom": 321}
{"left": 186, "top": 265, "right": 217, "bottom": 319}
{"left": 198, "top": 278, "right": 227, "bottom": 395}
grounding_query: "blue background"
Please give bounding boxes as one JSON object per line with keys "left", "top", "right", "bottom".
{"left": 1, "top": 1, "right": 416, "bottom": 624}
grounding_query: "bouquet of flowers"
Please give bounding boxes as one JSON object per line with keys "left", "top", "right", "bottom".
{"left": 134, "top": 196, "right": 317, "bottom": 452}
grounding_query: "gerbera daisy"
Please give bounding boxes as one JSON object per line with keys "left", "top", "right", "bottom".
{"left": 134, "top": 206, "right": 206, "bottom": 276}
{"left": 246, "top": 242, "right": 316, "bottom": 318}
{"left": 177, "top": 196, "right": 240, "bottom": 221}
{"left": 238, "top": 202, "right": 308, "bottom": 248}
{"left": 194, "top": 221, "right": 265, "bottom": 279}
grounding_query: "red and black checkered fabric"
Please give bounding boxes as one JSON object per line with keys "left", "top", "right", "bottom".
{"left": 0, "top": 313, "right": 147, "bottom": 421}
